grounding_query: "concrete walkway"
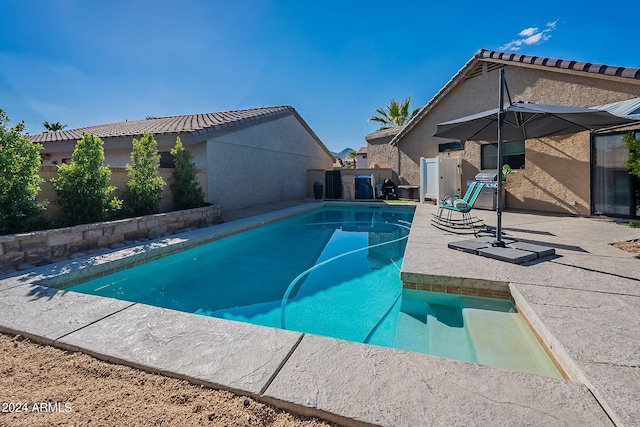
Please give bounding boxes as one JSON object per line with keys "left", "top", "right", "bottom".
{"left": 403, "top": 204, "right": 640, "bottom": 427}
{"left": 0, "top": 201, "right": 638, "bottom": 426}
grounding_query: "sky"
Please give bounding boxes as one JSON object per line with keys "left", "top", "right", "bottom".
{"left": 1, "top": 0, "right": 639, "bottom": 153}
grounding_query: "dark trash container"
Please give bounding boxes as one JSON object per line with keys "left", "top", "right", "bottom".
{"left": 355, "top": 175, "right": 373, "bottom": 199}
{"left": 325, "top": 170, "right": 342, "bottom": 199}
{"left": 313, "top": 180, "right": 323, "bottom": 200}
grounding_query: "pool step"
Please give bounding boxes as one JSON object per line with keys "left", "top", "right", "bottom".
{"left": 424, "top": 303, "right": 476, "bottom": 362}
{"left": 464, "top": 308, "right": 562, "bottom": 378}
{"left": 393, "top": 300, "right": 476, "bottom": 362}
{"left": 392, "top": 312, "right": 429, "bottom": 353}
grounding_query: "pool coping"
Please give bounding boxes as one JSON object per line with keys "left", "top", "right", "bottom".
{"left": 1, "top": 201, "right": 638, "bottom": 426}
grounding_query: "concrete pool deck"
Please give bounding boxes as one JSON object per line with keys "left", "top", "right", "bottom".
{"left": 0, "top": 201, "right": 638, "bottom": 426}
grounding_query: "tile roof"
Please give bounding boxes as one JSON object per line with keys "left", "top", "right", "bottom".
{"left": 32, "top": 106, "right": 295, "bottom": 143}
{"left": 365, "top": 126, "right": 404, "bottom": 141}
{"left": 476, "top": 49, "right": 640, "bottom": 80}
{"left": 388, "top": 49, "right": 640, "bottom": 146}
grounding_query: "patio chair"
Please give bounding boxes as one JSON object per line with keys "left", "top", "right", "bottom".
{"left": 431, "top": 182, "right": 486, "bottom": 234}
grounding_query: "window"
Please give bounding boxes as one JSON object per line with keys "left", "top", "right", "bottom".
{"left": 481, "top": 141, "right": 525, "bottom": 170}
{"left": 438, "top": 141, "right": 464, "bottom": 153}
{"left": 159, "top": 152, "right": 175, "bottom": 168}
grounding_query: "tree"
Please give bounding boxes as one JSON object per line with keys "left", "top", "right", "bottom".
{"left": 42, "top": 121, "right": 67, "bottom": 132}
{"left": 369, "top": 96, "right": 420, "bottom": 130}
{"left": 346, "top": 150, "right": 357, "bottom": 169}
{"left": 52, "top": 133, "right": 121, "bottom": 225}
{"left": 170, "top": 137, "right": 205, "bottom": 210}
{"left": 0, "top": 110, "right": 48, "bottom": 234}
{"left": 624, "top": 132, "right": 640, "bottom": 178}
{"left": 122, "top": 133, "right": 166, "bottom": 216}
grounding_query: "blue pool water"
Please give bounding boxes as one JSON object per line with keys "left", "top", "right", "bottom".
{"left": 67, "top": 206, "right": 561, "bottom": 378}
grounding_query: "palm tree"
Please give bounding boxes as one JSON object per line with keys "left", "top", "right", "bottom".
{"left": 369, "top": 96, "right": 421, "bottom": 130}
{"left": 42, "top": 121, "right": 67, "bottom": 132}
{"left": 346, "top": 150, "right": 357, "bottom": 169}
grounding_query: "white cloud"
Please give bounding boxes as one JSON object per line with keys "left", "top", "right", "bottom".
{"left": 524, "top": 33, "right": 543, "bottom": 45}
{"left": 518, "top": 27, "right": 538, "bottom": 37}
{"left": 499, "top": 20, "right": 558, "bottom": 51}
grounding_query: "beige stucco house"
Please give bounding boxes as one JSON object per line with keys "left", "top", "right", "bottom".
{"left": 367, "top": 49, "right": 640, "bottom": 218}
{"left": 355, "top": 146, "right": 369, "bottom": 169}
{"left": 32, "top": 106, "right": 335, "bottom": 212}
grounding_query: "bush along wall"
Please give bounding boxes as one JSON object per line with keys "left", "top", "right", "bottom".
{"left": 0, "top": 110, "right": 49, "bottom": 234}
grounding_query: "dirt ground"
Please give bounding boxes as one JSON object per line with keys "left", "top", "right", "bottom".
{"left": 612, "top": 239, "right": 640, "bottom": 256}
{"left": 0, "top": 334, "right": 338, "bottom": 427}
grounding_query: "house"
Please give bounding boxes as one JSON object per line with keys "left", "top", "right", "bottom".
{"left": 356, "top": 146, "right": 368, "bottom": 169}
{"left": 367, "top": 49, "right": 640, "bottom": 218}
{"left": 32, "top": 106, "right": 335, "bottom": 211}
{"left": 365, "top": 127, "right": 402, "bottom": 174}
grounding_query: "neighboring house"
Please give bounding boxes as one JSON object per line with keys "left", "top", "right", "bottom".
{"left": 32, "top": 106, "right": 335, "bottom": 211}
{"left": 356, "top": 146, "right": 368, "bottom": 169}
{"left": 365, "top": 126, "right": 403, "bottom": 176}
{"left": 367, "top": 49, "right": 640, "bottom": 218}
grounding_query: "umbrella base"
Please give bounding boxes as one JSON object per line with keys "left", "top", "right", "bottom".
{"left": 448, "top": 236, "right": 556, "bottom": 264}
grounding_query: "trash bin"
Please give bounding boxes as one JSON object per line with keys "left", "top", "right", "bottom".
{"left": 325, "top": 170, "right": 342, "bottom": 199}
{"left": 355, "top": 176, "right": 373, "bottom": 199}
{"left": 313, "top": 181, "right": 323, "bottom": 200}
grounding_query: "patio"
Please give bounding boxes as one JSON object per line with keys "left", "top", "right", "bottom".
{"left": 403, "top": 203, "right": 640, "bottom": 427}
{"left": 0, "top": 201, "right": 638, "bottom": 426}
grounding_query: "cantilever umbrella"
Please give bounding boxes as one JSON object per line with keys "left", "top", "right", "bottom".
{"left": 434, "top": 69, "right": 637, "bottom": 246}
{"left": 434, "top": 100, "right": 637, "bottom": 142}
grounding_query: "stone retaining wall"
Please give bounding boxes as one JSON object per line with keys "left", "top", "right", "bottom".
{"left": 0, "top": 205, "right": 222, "bottom": 272}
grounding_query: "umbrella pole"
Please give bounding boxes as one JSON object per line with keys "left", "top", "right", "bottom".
{"left": 494, "top": 69, "right": 505, "bottom": 247}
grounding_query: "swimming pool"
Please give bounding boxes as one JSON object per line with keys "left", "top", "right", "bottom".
{"left": 66, "top": 205, "right": 561, "bottom": 378}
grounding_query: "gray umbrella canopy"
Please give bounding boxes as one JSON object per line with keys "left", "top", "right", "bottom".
{"left": 434, "top": 101, "right": 636, "bottom": 142}
{"left": 433, "top": 70, "right": 637, "bottom": 247}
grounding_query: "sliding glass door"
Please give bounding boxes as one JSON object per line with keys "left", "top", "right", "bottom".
{"left": 592, "top": 132, "right": 638, "bottom": 218}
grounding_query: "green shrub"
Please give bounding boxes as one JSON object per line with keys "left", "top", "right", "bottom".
{"left": 0, "top": 110, "right": 49, "bottom": 234}
{"left": 624, "top": 132, "right": 640, "bottom": 178}
{"left": 52, "top": 133, "right": 122, "bottom": 225}
{"left": 502, "top": 164, "right": 515, "bottom": 181}
{"left": 170, "top": 137, "right": 205, "bottom": 210}
{"left": 122, "top": 133, "right": 165, "bottom": 216}
{"left": 630, "top": 220, "right": 640, "bottom": 229}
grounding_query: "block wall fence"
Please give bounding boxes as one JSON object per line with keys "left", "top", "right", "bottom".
{"left": 37, "top": 166, "right": 209, "bottom": 219}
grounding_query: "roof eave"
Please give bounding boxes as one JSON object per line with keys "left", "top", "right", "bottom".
{"left": 389, "top": 48, "right": 640, "bottom": 147}
{"left": 475, "top": 49, "right": 640, "bottom": 83}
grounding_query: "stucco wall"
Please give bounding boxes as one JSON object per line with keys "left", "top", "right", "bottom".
{"left": 366, "top": 131, "right": 400, "bottom": 182}
{"left": 38, "top": 166, "right": 208, "bottom": 218}
{"left": 206, "top": 114, "right": 334, "bottom": 210}
{"left": 306, "top": 168, "right": 394, "bottom": 200}
{"left": 396, "top": 63, "right": 640, "bottom": 214}
{"left": 367, "top": 140, "right": 398, "bottom": 173}
{"left": 357, "top": 152, "right": 368, "bottom": 169}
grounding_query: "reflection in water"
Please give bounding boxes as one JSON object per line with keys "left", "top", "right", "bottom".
{"left": 65, "top": 206, "right": 562, "bottom": 378}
